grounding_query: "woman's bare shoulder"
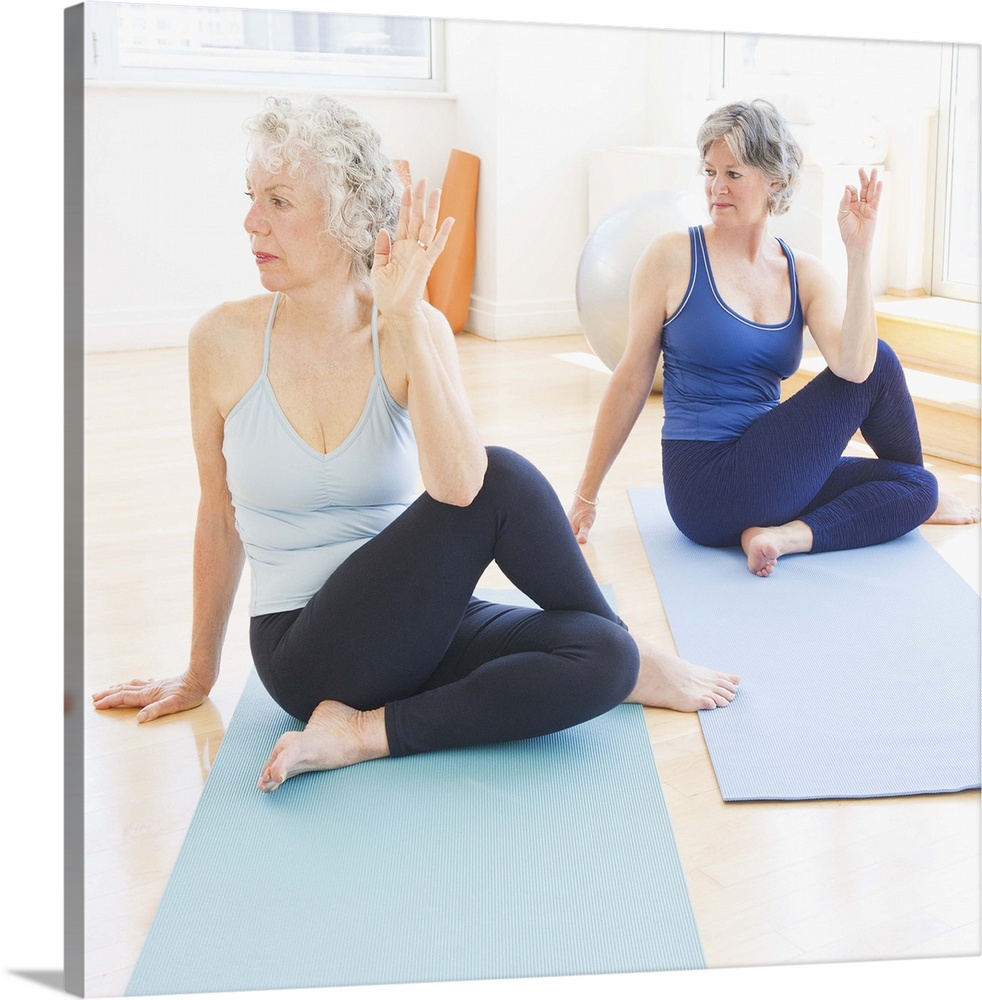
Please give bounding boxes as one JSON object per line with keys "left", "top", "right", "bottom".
{"left": 188, "top": 295, "right": 273, "bottom": 415}
{"left": 635, "top": 229, "right": 692, "bottom": 275}
{"left": 189, "top": 294, "right": 273, "bottom": 353}
{"left": 419, "top": 299, "right": 454, "bottom": 336}
{"left": 630, "top": 231, "right": 693, "bottom": 316}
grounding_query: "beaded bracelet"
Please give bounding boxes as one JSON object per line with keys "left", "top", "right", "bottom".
{"left": 574, "top": 491, "right": 599, "bottom": 507}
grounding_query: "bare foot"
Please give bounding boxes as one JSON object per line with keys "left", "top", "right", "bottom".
{"left": 626, "top": 636, "right": 740, "bottom": 711}
{"left": 925, "top": 491, "right": 981, "bottom": 525}
{"left": 257, "top": 700, "right": 389, "bottom": 793}
{"left": 741, "top": 520, "right": 814, "bottom": 577}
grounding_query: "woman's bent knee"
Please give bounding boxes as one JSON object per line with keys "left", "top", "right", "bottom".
{"left": 483, "top": 445, "right": 536, "bottom": 481}
{"left": 590, "top": 622, "right": 641, "bottom": 707}
{"left": 909, "top": 464, "right": 939, "bottom": 520}
{"left": 871, "top": 338, "right": 904, "bottom": 380}
{"left": 479, "top": 445, "right": 558, "bottom": 508}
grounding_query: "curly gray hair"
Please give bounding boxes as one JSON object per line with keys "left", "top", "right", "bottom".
{"left": 244, "top": 95, "right": 400, "bottom": 281}
{"left": 697, "top": 99, "right": 802, "bottom": 216}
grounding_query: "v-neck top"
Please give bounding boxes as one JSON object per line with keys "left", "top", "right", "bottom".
{"left": 223, "top": 293, "right": 419, "bottom": 614}
{"left": 661, "top": 225, "right": 803, "bottom": 441}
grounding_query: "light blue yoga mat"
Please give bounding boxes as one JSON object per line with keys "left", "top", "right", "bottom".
{"left": 629, "top": 486, "right": 981, "bottom": 801}
{"left": 127, "top": 588, "right": 704, "bottom": 996}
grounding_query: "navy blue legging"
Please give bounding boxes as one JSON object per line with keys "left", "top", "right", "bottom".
{"left": 249, "top": 446, "right": 640, "bottom": 756}
{"left": 662, "top": 339, "right": 938, "bottom": 552}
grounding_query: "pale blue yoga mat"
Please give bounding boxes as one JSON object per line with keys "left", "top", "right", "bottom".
{"left": 629, "top": 486, "right": 981, "bottom": 801}
{"left": 127, "top": 588, "right": 704, "bottom": 996}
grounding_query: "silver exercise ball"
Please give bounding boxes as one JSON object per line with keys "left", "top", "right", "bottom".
{"left": 576, "top": 190, "right": 709, "bottom": 392}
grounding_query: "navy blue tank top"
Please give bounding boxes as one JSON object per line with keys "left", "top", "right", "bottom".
{"left": 661, "top": 226, "right": 803, "bottom": 441}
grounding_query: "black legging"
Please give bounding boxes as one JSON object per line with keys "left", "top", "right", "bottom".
{"left": 249, "top": 446, "right": 640, "bottom": 756}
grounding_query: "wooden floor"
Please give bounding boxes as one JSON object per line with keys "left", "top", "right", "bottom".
{"left": 81, "top": 332, "right": 981, "bottom": 997}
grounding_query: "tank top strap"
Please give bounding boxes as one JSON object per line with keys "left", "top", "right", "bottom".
{"left": 261, "top": 292, "right": 282, "bottom": 377}
{"left": 370, "top": 302, "right": 383, "bottom": 376}
{"left": 775, "top": 237, "right": 799, "bottom": 312}
{"left": 665, "top": 227, "right": 703, "bottom": 327}
{"left": 691, "top": 225, "right": 709, "bottom": 281}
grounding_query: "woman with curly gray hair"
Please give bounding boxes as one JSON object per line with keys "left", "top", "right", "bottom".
{"left": 94, "top": 95, "right": 738, "bottom": 791}
{"left": 244, "top": 96, "right": 400, "bottom": 284}
{"left": 570, "top": 98, "right": 977, "bottom": 576}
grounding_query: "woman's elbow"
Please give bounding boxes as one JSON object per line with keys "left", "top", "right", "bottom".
{"left": 430, "top": 482, "right": 482, "bottom": 507}
{"left": 840, "top": 357, "right": 877, "bottom": 383}
{"left": 608, "top": 359, "right": 660, "bottom": 410}
{"left": 427, "top": 453, "right": 488, "bottom": 507}
{"left": 829, "top": 346, "right": 877, "bottom": 383}
{"left": 833, "top": 365, "right": 874, "bottom": 384}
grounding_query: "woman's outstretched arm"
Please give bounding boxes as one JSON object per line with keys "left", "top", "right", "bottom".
{"left": 569, "top": 233, "right": 682, "bottom": 543}
{"left": 92, "top": 309, "right": 245, "bottom": 721}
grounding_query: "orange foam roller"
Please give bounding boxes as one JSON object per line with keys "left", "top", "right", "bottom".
{"left": 427, "top": 149, "right": 480, "bottom": 334}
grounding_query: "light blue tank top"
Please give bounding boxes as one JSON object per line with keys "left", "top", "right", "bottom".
{"left": 661, "top": 226, "right": 803, "bottom": 441}
{"left": 223, "top": 293, "right": 420, "bottom": 615}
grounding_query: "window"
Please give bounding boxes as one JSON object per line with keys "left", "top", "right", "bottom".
{"left": 716, "top": 32, "right": 937, "bottom": 128}
{"left": 84, "top": 3, "right": 444, "bottom": 91}
{"left": 717, "top": 32, "right": 980, "bottom": 304}
{"left": 933, "top": 43, "right": 980, "bottom": 301}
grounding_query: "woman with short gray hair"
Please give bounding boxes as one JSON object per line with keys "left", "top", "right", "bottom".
{"left": 696, "top": 99, "right": 802, "bottom": 216}
{"left": 571, "top": 99, "right": 978, "bottom": 576}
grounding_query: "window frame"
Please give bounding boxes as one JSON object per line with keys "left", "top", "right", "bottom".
{"left": 931, "top": 42, "right": 981, "bottom": 303}
{"left": 716, "top": 30, "right": 980, "bottom": 305}
{"left": 83, "top": 2, "right": 446, "bottom": 93}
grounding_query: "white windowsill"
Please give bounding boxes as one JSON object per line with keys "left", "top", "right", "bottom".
{"left": 876, "top": 295, "right": 981, "bottom": 334}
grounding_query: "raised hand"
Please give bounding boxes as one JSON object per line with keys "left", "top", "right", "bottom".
{"left": 92, "top": 672, "right": 211, "bottom": 723}
{"left": 837, "top": 166, "right": 882, "bottom": 253}
{"left": 371, "top": 178, "right": 455, "bottom": 319}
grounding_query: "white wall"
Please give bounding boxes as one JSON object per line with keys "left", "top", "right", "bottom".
{"left": 83, "top": 18, "right": 653, "bottom": 349}
{"left": 82, "top": 19, "right": 952, "bottom": 352}
{"left": 84, "top": 83, "right": 456, "bottom": 350}
{"left": 643, "top": 29, "right": 721, "bottom": 147}
{"left": 444, "top": 19, "right": 649, "bottom": 339}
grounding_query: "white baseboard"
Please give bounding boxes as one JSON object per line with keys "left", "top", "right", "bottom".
{"left": 84, "top": 308, "right": 201, "bottom": 352}
{"left": 464, "top": 294, "right": 583, "bottom": 341}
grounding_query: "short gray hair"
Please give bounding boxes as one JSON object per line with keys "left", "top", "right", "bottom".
{"left": 244, "top": 95, "right": 400, "bottom": 281}
{"left": 697, "top": 100, "right": 802, "bottom": 216}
